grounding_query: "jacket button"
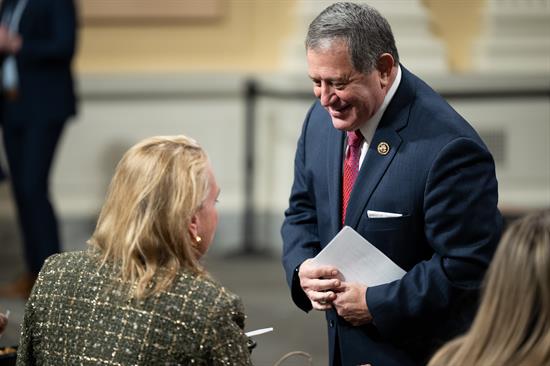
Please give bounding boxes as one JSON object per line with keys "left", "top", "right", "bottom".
{"left": 329, "top": 320, "right": 334, "bottom": 328}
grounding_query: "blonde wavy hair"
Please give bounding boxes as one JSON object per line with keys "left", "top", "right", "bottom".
{"left": 88, "top": 135, "right": 211, "bottom": 299}
{"left": 428, "top": 209, "right": 550, "bottom": 366}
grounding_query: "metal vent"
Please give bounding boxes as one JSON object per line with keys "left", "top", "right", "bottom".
{"left": 479, "top": 130, "right": 506, "bottom": 165}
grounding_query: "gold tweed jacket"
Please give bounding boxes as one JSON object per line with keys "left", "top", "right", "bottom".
{"left": 16, "top": 251, "right": 252, "bottom": 365}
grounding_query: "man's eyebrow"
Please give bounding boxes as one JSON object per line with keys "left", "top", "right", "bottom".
{"left": 308, "top": 76, "right": 348, "bottom": 83}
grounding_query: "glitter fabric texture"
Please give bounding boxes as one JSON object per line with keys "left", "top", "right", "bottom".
{"left": 16, "top": 251, "right": 252, "bottom": 365}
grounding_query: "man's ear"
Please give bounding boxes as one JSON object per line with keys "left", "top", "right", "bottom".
{"left": 377, "top": 53, "right": 395, "bottom": 87}
{"left": 188, "top": 214, "right": 199, "bottom": 239}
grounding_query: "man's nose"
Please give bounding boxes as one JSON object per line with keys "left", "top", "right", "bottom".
{"left": 319, "top": 83, "right": 335, "bottom": 107}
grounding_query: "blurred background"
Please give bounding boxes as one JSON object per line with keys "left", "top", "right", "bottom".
{"left": 1, "top": 0, "right": 549, "bottom": 365}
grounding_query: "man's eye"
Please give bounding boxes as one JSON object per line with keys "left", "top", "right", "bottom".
{"left": 333, "top": 83, "right": 345, "bottom": 90}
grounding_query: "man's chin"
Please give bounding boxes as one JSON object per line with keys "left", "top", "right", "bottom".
{"left": 330, "top": 117, "right": 356, "bottom": 132}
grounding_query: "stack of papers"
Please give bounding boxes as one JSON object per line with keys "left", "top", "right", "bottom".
{"left": 310, "top": 226, "right": 406, "bottom": 286}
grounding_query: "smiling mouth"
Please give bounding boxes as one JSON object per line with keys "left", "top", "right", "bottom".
{"left": 329, "top": 104, "right": 351, "bottom": 117}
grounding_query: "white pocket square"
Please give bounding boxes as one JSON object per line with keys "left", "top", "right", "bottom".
{"left": 367, "top": 210, "right": 403, "bottom": 218}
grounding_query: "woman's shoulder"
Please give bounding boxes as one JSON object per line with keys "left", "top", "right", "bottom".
{"left": 30, "top": 251, "right": 99, "bottom": 299}
{"left": 37, "top": 250, "right": 102, "bottom": 285}
{"left": 41, "top": 250, "right": 95, "bottom": 271}
{"left": 175, "top": 271, "right": 240, "bottom": 299}
{"left": 171, "top": 272, "right": 244, "bottom": 311}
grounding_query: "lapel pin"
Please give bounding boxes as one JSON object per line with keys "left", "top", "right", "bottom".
{"left": 377, "top": 141, "right": 390, "bottom": 156}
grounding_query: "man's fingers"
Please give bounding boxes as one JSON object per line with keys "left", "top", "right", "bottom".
{"left": 300, "top": 260, "right": 339, "bottom": 279}
{"left": 311, "top": 290, "right": 336, "bottom": 303}
{"left": 310, "top": 296, "right": 334, "bottom": 310}
{"left": 311, "top": 301, "right": 333, "bottom": 311}
{"left": 305, "top": 289, "right": 336, "bottom": 310}
{"left": 301, "top": 277, "right": 340, "bottom": 292}
{"left": 299, "top": 260, "right": 341, "bottom": 308}
{"left": 310, "top": 266, "right": 339, "bottom": 279}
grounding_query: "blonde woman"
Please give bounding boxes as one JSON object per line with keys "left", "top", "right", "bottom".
{"left": 16, "top": 135, "right": 252, "bottom": 365}
{"left": 428, "top": 209, "right": 550, "bottom": 366}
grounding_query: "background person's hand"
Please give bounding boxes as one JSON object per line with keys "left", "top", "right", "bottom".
{"left": 298, "top": 259, "right": 340, "bottom": 310}
{"left": 0, "top": 26, "right": 10, "bottom": 51}
{"left": 333, "top": 281, "right": 372, "bottom": 326}
{"left": 0, "top": 313, "right": 8, "bottom": 334}
{"left": 7, "top": 33, "right": 22, "bottom": 53}
{"left": 0, "top": 27, "right": 21, "bottom": 54}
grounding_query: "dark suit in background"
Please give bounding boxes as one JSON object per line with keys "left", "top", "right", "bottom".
{"left": 0, "top": 0, "right": 77, "bottom": 293}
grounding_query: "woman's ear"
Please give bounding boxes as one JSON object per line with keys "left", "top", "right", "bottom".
{"left": 188, "top": 214, "right": 199, "bottom": 239}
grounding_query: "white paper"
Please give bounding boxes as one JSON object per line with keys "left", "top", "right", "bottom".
{"left": 310, "top": 226, "right": 406, "bottom": 286}
{"left": 245, "top": 327, "right": 274, "bottom": 337}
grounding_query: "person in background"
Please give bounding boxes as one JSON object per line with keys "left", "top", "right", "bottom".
{"left": 0, "top": 0, "right": 78, "bottom": 299}
{"left": 0, "top": 312, "right": 7, "bottom": 334}
{"left": 428, "top": 209, "right": 550, "bottom": 366}
{"left": 281, "top": 2, "right": 502, "bottom": 365}
{"left": 16, "top": 135, "right": 252, "bottom": 365}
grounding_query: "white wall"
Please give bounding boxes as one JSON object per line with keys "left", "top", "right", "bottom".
{"left": 1, "top": 72, "right": 548, "bottom": 253}
{"left": 1, "top": 73, "right": 548, "bottom": 254}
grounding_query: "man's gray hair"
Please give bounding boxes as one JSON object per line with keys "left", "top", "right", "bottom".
{"left": 306, "top": 2, "right": 399, "bottom": 73}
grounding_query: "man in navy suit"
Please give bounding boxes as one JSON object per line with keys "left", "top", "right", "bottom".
{"left": 281, "top": 3, "right": 502, "bottom": 365}
{"left": 0, "top": 0, "right": 77, "bottom": 298}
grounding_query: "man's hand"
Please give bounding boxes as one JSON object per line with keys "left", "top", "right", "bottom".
{"left": 298, "top": 258, "right": 340, "bottom": 310}
{"left": 333, "top": 281, "right": 373, "bottom": 326}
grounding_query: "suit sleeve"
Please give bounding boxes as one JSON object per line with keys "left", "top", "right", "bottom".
{"left": 366, "top": 137, "right": 502, "bottom": 339}
{"left": 18, "top": 0, "right": 77, "bottom": 62}
{"left": 281, "top": 105, "right": 322, "bottom": 312}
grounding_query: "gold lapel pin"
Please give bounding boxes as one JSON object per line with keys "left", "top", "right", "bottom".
{"left": 377, "top": 141, "right": 390, "bottom": 156}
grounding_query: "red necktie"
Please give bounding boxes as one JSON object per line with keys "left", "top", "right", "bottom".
{"left": 342, "top": 130, "right": 363, "bottom": 225}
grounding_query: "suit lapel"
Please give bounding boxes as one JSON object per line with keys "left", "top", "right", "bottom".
{"left": 327, "top": 123, "right": 345, "bottom": 236}
{"left": 344, "top": 65, "right": 416, "bottom": 228}
{"left": 345, "top": 129, "right": 402, "bottom": 227}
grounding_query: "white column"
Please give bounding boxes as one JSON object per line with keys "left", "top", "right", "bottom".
{"left": 474, "top": 0, "right": 550, "bottom": 73}
{"left": 281, "top": 0, "right": 448, "bottom": 76}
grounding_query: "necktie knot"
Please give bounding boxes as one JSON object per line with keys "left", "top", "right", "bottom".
{"left": 347, "top": 130, "right": 363, "bottom": 148}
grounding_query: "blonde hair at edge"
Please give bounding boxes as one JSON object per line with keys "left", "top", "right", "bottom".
{"left": 87, "top": 135, "right": 210, "bottom": 299}
{"left": 429, "top": 209, "right": 550, "bottom": 366}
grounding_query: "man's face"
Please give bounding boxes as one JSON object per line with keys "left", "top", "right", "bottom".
{"left": 307, "top": 41, "right": 386, "bottom": 131}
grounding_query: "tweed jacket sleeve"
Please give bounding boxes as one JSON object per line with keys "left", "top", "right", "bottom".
{"left": 203, "top": 288, "right": 251, "bottom": 365}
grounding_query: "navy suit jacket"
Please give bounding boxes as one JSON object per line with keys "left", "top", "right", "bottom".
{"left": 0, "top": 0, "right": 77, "bottom": 125}
{"left": 281, "top": 66, "right": 502, "bottom": 366}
